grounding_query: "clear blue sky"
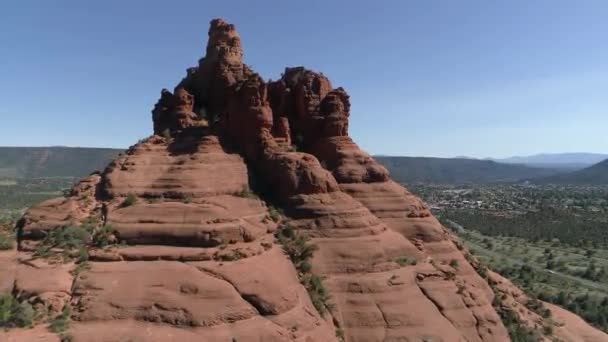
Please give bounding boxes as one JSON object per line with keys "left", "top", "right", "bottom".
{"left": 1, "top": 1, "right": 607, "bottom": 158}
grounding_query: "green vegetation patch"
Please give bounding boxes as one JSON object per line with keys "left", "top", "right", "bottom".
{"left": 34, "top": 218, "right": 117, "bottom": 261}
{"left": 493, "top": 299, "right": 542, "bottom": 342}
{"left": 267, "top": 204, "right": 284, "bottom": 223}
{"left": 48, "top": 305, "right": 70, "bottom": 334}
{"left": 276, "top": 225, "right": 318, "bottom": 270}
{"left": 0, "top": 178, "right": 73, "bottom": 210}
{"left": 302, "top": 273, "right": 330, "bottom": 316}
{"left": 34, "top": 225, "right": 90, "bottom": 259}
{"left": 91, "top": 224, "right": 116, "bottom": 248}
{"left": 0, "top": 294, "right": 34, "bottom": 328}
{"left": 235, "top": 185, "right": 258, "bottom": 199}
{"left": 450, "top": 222, "right": 608, "bottom": 333}
{"left": 444, "top": 209, "right": 608, "bottom": 248}
{"left": 394, "top": 256, "right": 417, "bottom": 266}
{"left": 0, "top": 230, "right": 14, "bottom": 250}
{"left": 121, "top": 193, "right": 137, "bottom": 208}
{"left": 275, "top": 225, "right": 330, "bottom": 316}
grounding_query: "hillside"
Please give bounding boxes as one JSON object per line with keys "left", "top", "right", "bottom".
{"left": 534, "top": 159, "right": 608, "bottom": 185}
{"left": 494, "top": 153, "right": 608, "bottom": 170}
{"left": 376, "top": 156, "right": 563, "bottom": 184}
{"left": 0, "top": 147, "right": 122, "bottom": 179}
{"left": 0, "top": 148, "right": 570, "bottom": 185}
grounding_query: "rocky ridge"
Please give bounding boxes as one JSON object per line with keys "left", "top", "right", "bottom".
{"left": 1, "top": 18, "right": 606, "bottom": 342}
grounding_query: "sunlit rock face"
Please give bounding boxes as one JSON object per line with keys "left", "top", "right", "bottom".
{"left": 4, "top": 18, "right": 606, "bottom": 342}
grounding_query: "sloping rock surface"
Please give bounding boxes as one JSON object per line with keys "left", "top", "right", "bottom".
{"left": 2, "top": 18, "right": 606, "bottom": 342}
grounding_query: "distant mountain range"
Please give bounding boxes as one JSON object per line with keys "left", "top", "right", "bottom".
{"left": 1, "top": 146, "right": 605, "bottom": 185}
{"left": 0, "top": 146, "right": 122, "bottom": 179}
{"left": 491, "top": 153, "right": 608, "bottom": 170}
{"left": 375, "top": 156, "right": 563, "bottom": 184}
{"left": 533, "top": 159, "right": 608, "bottom": 185}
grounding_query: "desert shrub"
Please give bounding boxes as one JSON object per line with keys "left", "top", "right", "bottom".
{"left": 121, "top": 193, "right": 137, "bottom": 207}
{"left": 0, "top": 231, "right": 14, "bottom": 250}
{"left": 91, "top": 225, "right": 115, "bottom": 248}
{"left": 490, "top": 283, "right": 544, "bottom": 341}
{"left": 477, "top": 266, "right": 488, "bottom": 279}
{"left": 500, "top": 308, "right": 540, "bottom": 341}
{"left": 182, "top": 195, "right": 192, "bottom": 204}
{"left": 49, "top": 305, "right": 70, "bottom": 333}
{"left": 525, "top": 296, "right": 548, "bottom": 317}
{"left": 335, "top": 327, "right": 345, "bottom": 341}
{"left": 394, "top": 256, "right": 410, "bottom": 267}
{"left": 76, "top": 246, "right": 88, "bottom": 263}
{"left": 449, "top": 259, "right": 459, "bottom": 269}
{"left": 35, "top": 225, "right": 90, "bottom": 257}
{"left": 80, "top": 215, "right": 100, "bottom": 230}
{"left": 470, "top": 258, "right": 488, "bottom": 279}
{"left": 299, "top": 260, "right": 312, "bottom": 273}
{"left": 70, "top": 259, "right": 91, "bottom": 277}
{"left": 48, "top": 225, "right": 88, "bottom": 250}
{"left": 302, "top": 274, "right": 330, "bottom": 315}
{"left": 276, "top": 226, "right": 318, "bottom": 270}
{"left": 267, "top": 205, "right": 284, "bottom": 222}
{"left": 275, "top": 225, "right": 330, "bottom": 315}
{"left": 34, "top": 244, "right": 53, "bottom": 258}
{"left": 0, "top": 294, "right": 34, "bottom": 328}
{"left": 218, "top": 250, "right": 245, "bottom": 262}
{"left": 236, "top": 185, "right": 257, "bottom": 198}
{"left": 34, "top": 222, "right": 108, "bottom": 260}
{"left": 73, "top": 244, "right": 90, "bottom": 271}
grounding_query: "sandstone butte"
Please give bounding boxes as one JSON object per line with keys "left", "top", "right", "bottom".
{"left": 1, "top": 19, "right": 606, "bottom": 342}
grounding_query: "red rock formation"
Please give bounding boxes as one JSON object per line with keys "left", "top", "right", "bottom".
{"left": 272, "top": 116, "right": 291, "bottom": 148}
{"left": 268, "top": 67, "right": 334, "bottom": 146}
{"left": 176, "top": 18, "right": 250, "bottom": 124}
{"left": 2, "top": 18, "right": 606, "bottom": 342}
{"left": 224, "top": 74, "right": 273, "bottom": 155}
{"left": 152, "top": 87, "right": 203, "bottom": 135}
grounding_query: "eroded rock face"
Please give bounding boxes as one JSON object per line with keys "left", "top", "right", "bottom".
{"left": 3, "top": 18, "right": 606, "bottom": 342}
{"left": 176, "top": 18, "right": 249, "bottom": 124}
{"left": 10, "top": 133, "right": 333, "bottom": 342}
{"left": 152, "top": 88, "right": 205, "bottom": 135}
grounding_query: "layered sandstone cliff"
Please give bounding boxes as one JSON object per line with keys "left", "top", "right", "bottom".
{"left": 1, "top": 19, "right": 606, "bottom": 342}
